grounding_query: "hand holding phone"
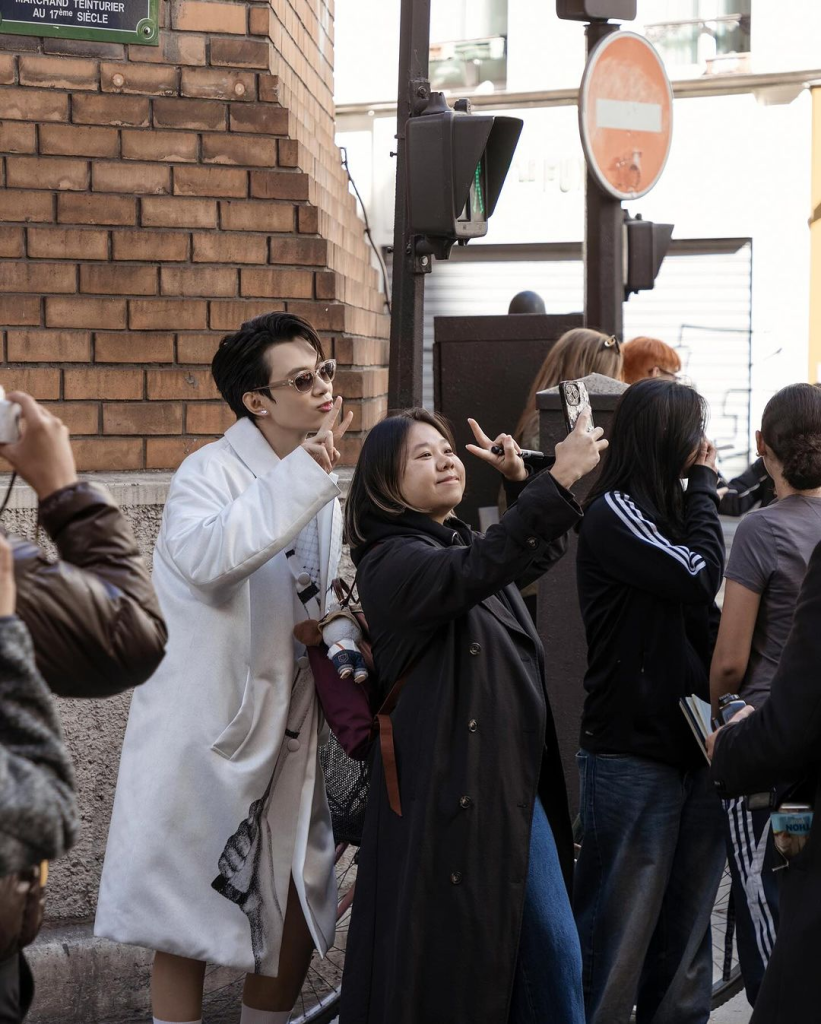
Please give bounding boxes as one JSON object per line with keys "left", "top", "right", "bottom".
{"left": 558, "top": 380, "right": 594, "bottom": 434}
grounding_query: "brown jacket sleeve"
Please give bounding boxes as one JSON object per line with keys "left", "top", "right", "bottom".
{"left": 9, "top": 482, "right": 167, "bottom": 699}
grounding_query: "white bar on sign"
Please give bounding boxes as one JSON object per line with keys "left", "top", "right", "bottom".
{"left": 596, "top": 98, "right": 662, "bottom": 133}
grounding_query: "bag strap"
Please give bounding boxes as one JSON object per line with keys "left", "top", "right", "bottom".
{"left": 373, "top": 669, "right": 412, "bottom": 818}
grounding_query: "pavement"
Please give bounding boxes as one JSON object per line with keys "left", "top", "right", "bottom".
{"left": 713, "top": 992, "right": 753, "bottom": 1022}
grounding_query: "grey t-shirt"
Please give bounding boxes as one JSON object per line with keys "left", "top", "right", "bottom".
{"left": 725, "top": 494, "right": 821, "bottom": 707}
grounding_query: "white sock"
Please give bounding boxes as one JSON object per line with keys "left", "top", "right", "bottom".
{"left": 240, "top": 1006, "right": 291, "bottom": 1024}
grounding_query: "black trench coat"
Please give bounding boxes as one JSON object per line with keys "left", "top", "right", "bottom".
{"left": 339, "top": 468, "right": 582, "bottom": 1024}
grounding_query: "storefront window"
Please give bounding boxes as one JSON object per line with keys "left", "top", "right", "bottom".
{"left": 429, "top": 0, "right": 507, "bottom": 93}
{"left": 642, "top": 0, "right": 751, "bottom": 71}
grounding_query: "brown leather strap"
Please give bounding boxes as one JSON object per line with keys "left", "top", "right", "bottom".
{"left": 374, "top": 672, "right": 410, "bottom": 817}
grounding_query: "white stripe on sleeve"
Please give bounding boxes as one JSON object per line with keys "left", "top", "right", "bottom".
{"left": 605, "top": 491, "right": 707, "bottom": 576}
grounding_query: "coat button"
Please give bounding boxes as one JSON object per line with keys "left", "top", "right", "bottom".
{"left": 459, "top": 795, "right": 472, "bottom": 809}
{"left": 526, "top": 537, "right": 538, "bottom": 549}
{"left": 469, "top": 642, "right": 481, "bottom": 656}
{"left": 297, "top": 655, "right": 309, "bottom": 669}
{"left": 297, "top": 572, "right": 312, "bottom": 587}
{"left": 468, "top": 719, "right": 478, "bottom": 732}
{"left": 287, "top": 738, "right": 300, "bottom": 752}
{"left": 450, "top": 871, "right": 462, "bottom": 885}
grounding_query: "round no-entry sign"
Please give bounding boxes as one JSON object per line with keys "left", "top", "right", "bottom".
{"left": 579, "top": 31, "right": 673, "bottom": 201}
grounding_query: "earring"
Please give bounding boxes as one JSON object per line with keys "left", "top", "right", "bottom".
{"left": 258, "top": 410, "right": 268, "bottom": 416}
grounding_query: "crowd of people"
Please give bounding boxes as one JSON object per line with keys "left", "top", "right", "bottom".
{"left": 1, "top": 310, "right": 820, "bottom": 1024}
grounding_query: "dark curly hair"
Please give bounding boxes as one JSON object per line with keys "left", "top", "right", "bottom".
{"left": 761, "top": 383, "right": 821, "bottom": 490}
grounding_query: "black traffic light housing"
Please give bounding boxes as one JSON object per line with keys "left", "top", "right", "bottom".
{"left": 556, "top": 0, "right": 636, "bottom": 20}
{"left": 624, "top": 213, "right": 674, "bottom": 298}
{"left": 406, "top": 92, "right": 523, "bottom": 259}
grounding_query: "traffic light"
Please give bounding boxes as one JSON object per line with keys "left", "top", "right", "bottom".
{"left": 556, "top": 0, "right": 637, "bottom": 20}
{"left": 406, "top": 93, "right": 522, "bottom": 258}
{"left": 624, "top": 213, "right": 674, "bottom": 298}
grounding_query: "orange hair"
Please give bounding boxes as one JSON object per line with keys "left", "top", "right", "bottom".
{"left": 621, "top": 336, "right": 682, "bottom": 385}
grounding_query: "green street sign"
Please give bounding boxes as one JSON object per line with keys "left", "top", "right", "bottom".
{"left": 0, "top": 0, "right": 159, "bottom": 45}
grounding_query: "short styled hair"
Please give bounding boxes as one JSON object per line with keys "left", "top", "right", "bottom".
{"left": 621, "top": 336, "right": 681, "bottom": 384}
{"left": 211, "top": 312, "right": 325, "bottom": 420}
{"left": 761, "top": 383, "right": 821, "bottom": 490}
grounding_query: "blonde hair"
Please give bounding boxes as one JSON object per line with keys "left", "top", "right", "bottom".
{"left": 621, "top": 336, "right": 681, "bottom": 385}
{"left": 514, "top": 328, "right": 623, "bottom": 444}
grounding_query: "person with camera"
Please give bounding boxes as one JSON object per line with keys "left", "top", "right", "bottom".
{"left": 339, "top": 406, "right": 606, "bottom": 1024}
{"left": 572, "top": 379, "right": 726, "bottom": 1024}
{"left": 96, "top": 313, "right": 353, "bottom": 1024}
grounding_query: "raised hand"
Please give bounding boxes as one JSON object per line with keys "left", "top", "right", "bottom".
{"left": 0, "top": 536, "right": 14, "bottom": 618}
{"left": 301, "top": 396, "right": 354, "bottom": 473}
{"left": 465, "top": 418, "right": 527, "bottom": 482}
{"left": 1, "top": 392, "right": 77, "bottom": 500}
{"left": 550, "top": 410, "right": 608, "bottom": 490}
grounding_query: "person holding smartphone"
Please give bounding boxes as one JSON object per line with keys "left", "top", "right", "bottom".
{"left": 573, "top": 378, "right": 726, "bottom": 1024}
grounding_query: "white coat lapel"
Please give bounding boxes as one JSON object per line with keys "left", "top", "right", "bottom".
{"left": 317, "top": 475, "right": 342, "bottom": 614}
{"left": 224, "top": 418, "right": 280, "bottom": 479}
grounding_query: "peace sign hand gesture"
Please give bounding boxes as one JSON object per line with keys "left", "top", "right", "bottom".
{"left": 465, "top": 418, "right": 528, "bottom": 482}
{"left": 301, "top": 397, "right": 353, "bottom": 473}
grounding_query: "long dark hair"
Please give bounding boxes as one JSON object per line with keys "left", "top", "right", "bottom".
{"left": 761, "top": 383, "right": 821, "bottom": 490}
{"left": 585, "top": 379, "right": 708, "bottom": 539}
{"left": 345, "top": 408, "right": 457, "bottom": 548}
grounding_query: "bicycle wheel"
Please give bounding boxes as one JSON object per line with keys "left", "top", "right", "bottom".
{"left": 710, "top": 860, "right": 744, "bottom": 1009}
{"left": 289, "top": 843, "right": 357, "bottom": 1024}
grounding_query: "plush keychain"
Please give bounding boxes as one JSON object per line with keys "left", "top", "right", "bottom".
{"left": 319, "top": 604, "right": 369, "bottom": 684}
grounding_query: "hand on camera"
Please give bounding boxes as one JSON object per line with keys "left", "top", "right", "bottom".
{"left": 550, "top": 410, "right": 608, "bottom": 490}
{"left": 0, "top": 536, "right": 15, "bottom": 618}
{"left": 691, "top": 438, "right": 718, "bottom": 475}
{"left": 0, "top": 393, "right": 77, "bottom": 501}
{"left": 705, "top": 704, "right": 755, "bottom": 760}
{"left": 465, "top": 419, "right": 527, "bottom": 482}
{"left": 301, "top": 397, "right": 353, "bottom": 474}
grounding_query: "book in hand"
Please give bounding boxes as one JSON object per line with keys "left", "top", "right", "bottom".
{"left": 679, "top": 694, "right": 713, "bottom": 764}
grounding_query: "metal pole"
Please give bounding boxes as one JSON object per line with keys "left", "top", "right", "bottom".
{"left": 583, "top": 20, "right": 623, "bottom": 338}
{"left": 388, "top": 0, "right": 432, "bottom": 411}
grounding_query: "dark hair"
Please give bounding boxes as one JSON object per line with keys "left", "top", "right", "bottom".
{"left": 585, "top": 378, "right": 707, "bottom": 539}
{"left": 211, "top": 312, "right": 324, "bottom": 420}
{"left": 345, "top": 408, "right": 457, "bottom": 547}
{"left": 761, "top": 383, "right": 821, "bottom": 490}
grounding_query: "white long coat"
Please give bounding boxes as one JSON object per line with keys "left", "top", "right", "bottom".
{"left": 95, "top": 418, "right": 342, "bottom": 976}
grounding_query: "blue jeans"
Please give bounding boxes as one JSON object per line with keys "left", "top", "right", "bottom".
{"left": 574, "top": 752, "right": 725, "bottom": 1024}
{"left": 509, "top": 797, "right": 585, "bottom": 1024}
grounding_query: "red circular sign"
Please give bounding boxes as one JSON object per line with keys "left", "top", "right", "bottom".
{"left": 579, "top": 31, "right": 673, "bottom": 201}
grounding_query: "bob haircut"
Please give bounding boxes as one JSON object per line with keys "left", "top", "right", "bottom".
{"left": 621, "top": 336, "right": 682, "bottom": 385}
{"left": 345, "top": 408, "right": 457, "bottom": 548}
{"left": 761, "top": 382, "right": 821, "bottom": 490}
{"left": 585, "top": 378, "right": 708, "bottom": 541}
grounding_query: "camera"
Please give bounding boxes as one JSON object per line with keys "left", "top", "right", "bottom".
{"left": 0, "top": 388, "right": 21, "bottom": 445}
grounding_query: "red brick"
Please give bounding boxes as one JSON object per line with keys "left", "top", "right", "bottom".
{"left": 277, "top": 139, "right": 299, "bottom": 167}
{"left": 129, "top": 298, "right": 208, "bottom": 330}
{"left": 220, "top": 200, "right": 294, "bottom": 232}
{"left": 0, "top": 227, "right": 24, "bottom": 258}
{"left": 0, "top": 367, "right": 59, "bottom": 399}
{"left": 80, "top": 264, "right": 158, "bottom": 295}
{"left": 287, "top": 301, "right": 345, "bottom": 331}
{"left": 28, "top": 227, "right": 109, "bottom": 261}
{"left": 230, "top": 105, "right": 288, "bottom": 135}
{"left": 0, "top": 55, "right": 15, "bottom": 85}
{"left": 337, "top": 436, "right": 363, "bottom": 466}
{"left": 344, "top": 397, "right": 389, "bottom": 433}
{"left": 146, "top": 367, "right": 219, "bottom": 400}
{"left": 269, "top": 236, "right": 327, "bottom": 266}
{"left": 250, "top": 170, "right": 309, "bottom": 200}
{"left": 192, "top": 231, "right": 266, "bottom": 264}
{"left": 0, "top": 190, "right": 53, "bottom": 223}
{"left": 72, "top": 438, "right": 143, "bottom": 471}
{"left": 7, "top": 330, "right": 90, "bottom": 362}
{"left": 39, "top": 124, "right": 119, "bottom": 158}
{"left": 172, "top": 0, "right": 246, "bottom": 34}
{"left": 96, "top": 331, "right": 175, "bottom": 362}
{"left": 248, "top": 6, "right": 271, "bottom": 35}
{"left": 209, "top": 299, "right": 283, "bottom": 331}
{"left": 153, "top": 97, "right": 226, "bottom": 132}
{"left": 101, "top": 62, "right": 178, "bottom": 96}
{"left": 186, "top": 402, "right": 233, "bottom": 433}
{"left": 298, "top": 206, "right": 319, "bottom": 233}
{"left": 0, "top": 296, "right": 40, "bottom": 325}
{"left": 72, "top": 94, "right": 150, "bottom": 128}
{"left": 41, "top": 37, "right": 124, "bottom": 59}
{"left": 173, "top": 165, "right": 247, "bottom": 198}
{"left": 210, "top": 37, "right": 269, "bottom": 69}
{"left": 43, "top": 402, "right": 99, "bottom": 435}
{"left": 0, "top": 122, "right": 36, "bottom": 154}
{"left": 58, "top": 193, "right": 136, "bottom": 226}
{"left": 93, "top": 161, "right": 171, "bottom": 194}
{"left": 64, "top": 367, "right": 143, "bottom": 400}
{"left": 128, "top": 33, "right": 206, "bottom": 66}
{"left": 0, "top": 263, "right": 76, "bottom": 294}
{"left": 181, "top": 68, "right": 255, "bottom": 102}
{"left": 334, "top": 336, "right": 389, "bottom": 365}
{"left": 241, "top": 268, "right": 313, "bottom": 298}
{"left": 141, "top": 196, "right": 217, "bottom": 229}
{"left": 146, "top": 436, "right": 212, "bottom": 469}
{"left": 6, "top": 156, "right": 88, "bottom": 191}
{"left": 176, "top": 331, "right": 222, "bottom": 363}
{"left": 104, "top": 402, "right": 183, "bottom": 435}
{"left": 335, "top": 368, "right": 389, "bottom": 399}
{"left": 161, "top": 266, "right": 236, "bottom": 297}
{"left": 258, "top": 75, "right": 279, "bottom": 103}
{"left": 314, "top": 271, "right": 338, "bottom": 300}
{"left": 111, "top": 229, "right": 189, "bottom": 261}
{"left": 18, "top": 56, "right": 98, "bottom": 91}
{"left": 201, "top": 133, "right": 277, "bottom": 167}
{"left": 122, "top": 129, "right": 198, "bottom": 163}
{"left": 46, "top": 297, "right": 127, "bottom": 330}
{"left": 0, "top": 88, "right": 68, "bottom": 123}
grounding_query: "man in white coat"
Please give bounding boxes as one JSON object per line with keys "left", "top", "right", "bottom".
{"left": 95, "top": 312, "right": 353, "bottom": 1024}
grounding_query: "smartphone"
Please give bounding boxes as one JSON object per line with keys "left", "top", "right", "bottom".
{"left": 558, "top": 380, "right": 594, "bottom": 434}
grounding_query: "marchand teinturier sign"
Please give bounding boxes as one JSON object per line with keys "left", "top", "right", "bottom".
{"left": 0, "top": 0, "right": 158, "bottom": 45}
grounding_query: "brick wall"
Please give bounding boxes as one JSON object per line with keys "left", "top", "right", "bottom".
{"left": 0, "top": 0, "right": 389, "bottom": 470}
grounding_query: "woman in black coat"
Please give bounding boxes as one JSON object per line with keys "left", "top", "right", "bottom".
{"left": 710, "top": 538, "right": 821, "bottom": 1023}
{"left": 339, "top": 407, "right": 606, "bottom": 1024}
